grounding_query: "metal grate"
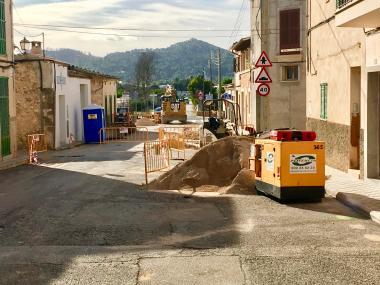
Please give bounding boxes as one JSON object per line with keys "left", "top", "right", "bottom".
{"left": 320, "top": 83, "right": 328, "bottom": 120}
{"left": 0, "top": 77, "right": 10, "bottom": 156}
{"left": 336, "top": 0, "right": 354, "bottom": 9}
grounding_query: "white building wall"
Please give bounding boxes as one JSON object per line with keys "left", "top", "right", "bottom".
{"left": 54, "top": 64, "right": 91, "bottom": 148}
{"left": 307, "top": 0, "right": 377, "bottom": 178}
{"left": 66, "top": 77, "right": 91, "bottom": 142}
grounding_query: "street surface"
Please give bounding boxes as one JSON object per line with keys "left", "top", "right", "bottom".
{"left": 0, "top": 142, "right": 379, "bottom": 284}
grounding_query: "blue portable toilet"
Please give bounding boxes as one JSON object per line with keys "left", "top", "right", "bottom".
{"left": 83, "top": 105, "right": 105, "bottom": 144}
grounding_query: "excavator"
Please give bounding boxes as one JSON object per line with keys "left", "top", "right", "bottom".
{"left": 202, "top": 98, "right": 244, "bottom": 139}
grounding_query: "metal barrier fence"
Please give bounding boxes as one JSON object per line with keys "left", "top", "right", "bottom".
{"left": 167, "top": 132, "right": 186, "bottom": 160}
{"left": 144, "top": 140, "right": 170, "bottom": 185}
{"left": 27, "top": 134, "right": 48, "bottom": 164}
{"left": 135, "top": 112, "right": 155, "bottom": 119}
{"left": 159, "top": 126, "right": 202, "bottom": 149}
{"left": 99, "top": 127, "right": 150, "bottom": 143}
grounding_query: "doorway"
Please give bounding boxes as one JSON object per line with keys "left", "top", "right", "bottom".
{"left": 59, "top": 95, "right": 67, "bottom": 147}
{"left": 350, "top": 67, "right": 361, "bottom": 170}
{"left": 80, "top": 84, "right": 88, "bottom": 141}
{"left": 367, "top": 72, "right": 380, "bottom": 178}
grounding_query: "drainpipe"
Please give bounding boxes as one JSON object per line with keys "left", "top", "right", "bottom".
{"left": 38, "top": 61, "right": 44, "bottom": 133}
{"left": 53, "top": 63, "right": 57, "bottom": 149}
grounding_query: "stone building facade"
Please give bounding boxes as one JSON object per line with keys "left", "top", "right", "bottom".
{"left": 0, "top": 0, "right": 16, "bottom": 168}
{"left": 251, "top": 0, "right": 307, "bottom": 132}
{"left": 307, "top": 0, "right": 380, "bottom": 179}
{"left": 231, "top": 37, "right": 253, "bottom": 127}
{"left": 15, "top": 59, "right": 56, "bottom": 150}
{"left": 15, "top": 57, "right": 91, "bottom": 150}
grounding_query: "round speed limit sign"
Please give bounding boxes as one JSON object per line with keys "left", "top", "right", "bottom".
{"left": 257, "top": 83, "right": 270, "bottom": 97}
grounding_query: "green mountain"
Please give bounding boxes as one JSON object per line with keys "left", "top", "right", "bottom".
{"left": 46, "top": 38, "right": 234, "bottom": 84}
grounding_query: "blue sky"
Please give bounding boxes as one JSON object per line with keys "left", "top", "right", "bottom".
{"left": 13, "top": 0, "right": 250, "bottom": 56}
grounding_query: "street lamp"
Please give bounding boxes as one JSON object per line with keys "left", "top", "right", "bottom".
{"left": 150, "top": 94, "right": 157, "bottom": 111}
{"left": 20, "top": 37, "right": 31, "bottom": 54}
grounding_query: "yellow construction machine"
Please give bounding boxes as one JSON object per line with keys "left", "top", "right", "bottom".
{"left": 161, "top": 85, "right": 187, "bottom": 124}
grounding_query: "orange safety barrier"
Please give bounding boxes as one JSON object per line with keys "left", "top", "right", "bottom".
{"left": 144, "top": 140, "right": 170, "bottom": 185}
{"left": 27, "top": 134, "right": 48, "bottom": 164}
{"left": 99, "top": 127, "right": 149, "bottom": 143}
{"left": 158, "top": 126, "right": 201, "bottom": 149}
{"left": 167, "top": 131, "right": 186, "bottom": 160}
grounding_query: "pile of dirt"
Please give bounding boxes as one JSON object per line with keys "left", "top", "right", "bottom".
{"left": 150, "top": 136, "right": 256, "bottom": 194}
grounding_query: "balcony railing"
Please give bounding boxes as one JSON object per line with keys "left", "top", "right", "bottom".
{"left": 336, "top": 0, "right": 354, "bottom": 9}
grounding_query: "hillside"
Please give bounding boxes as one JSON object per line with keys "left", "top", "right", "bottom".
{"left": 46, "top": 39, "right": 234, "bottom": 84}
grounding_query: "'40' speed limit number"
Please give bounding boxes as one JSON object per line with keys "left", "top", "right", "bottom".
{"left": 257, "top": 83, "right": 270, "bottom": 97}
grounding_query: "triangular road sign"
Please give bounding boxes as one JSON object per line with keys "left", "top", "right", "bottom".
{"left": 255, "top": 67, "right": 272, "bottom": 83}
{"left": 255, "top": 51, "right": 272, "bottom": 67}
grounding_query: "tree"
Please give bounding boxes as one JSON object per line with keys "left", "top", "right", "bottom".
{"left": 222, "top": 77, "right": 233, "bottom": 85}
{"left": 134, "top": 51, "right": 155, "bottom": 111}
{"left": 187, "top": 76, "right": 216, "bottom": 107}
{"left": 187, "top": 76, "right": 215, "bottom": 96}
{"left": 117, "top": 84, "right": 125, "bottom": 98}
{"left": 172, "top": 77, "right": 190, "bottom": 91}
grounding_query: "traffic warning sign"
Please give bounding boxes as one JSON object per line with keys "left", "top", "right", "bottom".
{"left": 255, "top": 67, "right": 272, "bottom": 83}
{"left": 255, "top": 51, "right": 272, "bottom": 67}
{"left": 257, "top": 83, "right": 270, "bottom": 97}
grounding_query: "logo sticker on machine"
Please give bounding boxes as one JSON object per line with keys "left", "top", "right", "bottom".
{"left": 266, "top": 152, "right": 275, "bottom": 171}
{"left": 170, "top": 103, "right": 180, "bottom": 112}
{"left": 290, "top": 154, "right": 317, "bottom": 174}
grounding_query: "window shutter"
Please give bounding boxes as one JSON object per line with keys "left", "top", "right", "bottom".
{"left": 280, "top": 9, "right": 300, "bottom": 54}
{"left": 0, "top": 77, "right": 10, "bottom": 156}
{"left": 0, "top": 1, "right": 5, "bottom": 55}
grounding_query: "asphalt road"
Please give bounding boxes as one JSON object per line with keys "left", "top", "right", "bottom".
{"left": 0, "top": 143, "right": 379, "bottom": 285}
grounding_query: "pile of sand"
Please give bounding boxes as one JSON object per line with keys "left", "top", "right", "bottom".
{"left": 149, "top": 136, "right": 256, "bottom": 195}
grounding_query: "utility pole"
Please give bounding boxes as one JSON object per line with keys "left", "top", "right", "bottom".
{"left": 209, "top": 51, "right": 213, "bottom": 83}
{"left": 217, "top": 48, "right": 222, "bottom": 111}
{"left": 202, "top": 68, "right": 205, "bottom": 96}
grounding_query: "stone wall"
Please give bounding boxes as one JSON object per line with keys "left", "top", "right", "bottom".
{"left": 307, "top": 117, "right": 350, "bottom": 172}
{"left": 15, "top": 62, "right": 55, "bottom": 150}
{"left": 90, "top": 77, "right": 103, "bottom": 107}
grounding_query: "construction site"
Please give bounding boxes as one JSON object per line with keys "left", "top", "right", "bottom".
{"left": 1, "top": 99, "right": 380, "bottom": 284}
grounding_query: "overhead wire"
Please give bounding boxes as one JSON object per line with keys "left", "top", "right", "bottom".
{"left": 14, "top": 24, "right": 301, "bottom": 39}
{"left": 14, "top": 23, "right": 251, "bottom": 33}
{"left": 14, "top": 28, "right": 43, "bottom": 38}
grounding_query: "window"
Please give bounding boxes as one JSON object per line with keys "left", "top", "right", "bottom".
{"left": 0, "top": 0, "right": 5, "bottom": 55}
{"left": 281, "top": 66, "right": 299, "bottom": 81}
{"left": 280, "top": 9, "right": 301, "bottom": 55}
{"left": 320, "top": 83, "right": 328, "bottom": 120}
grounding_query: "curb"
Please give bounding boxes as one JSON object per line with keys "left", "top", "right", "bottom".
{"left": 335, "top": 192, "right": 380, "bottom": 226}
